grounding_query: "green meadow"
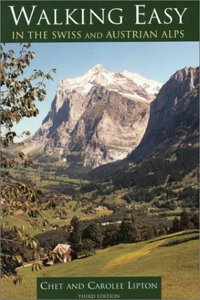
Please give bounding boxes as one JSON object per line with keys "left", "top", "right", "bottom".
{"left": 1, "top": 230, "right": 199, "bottom": 300}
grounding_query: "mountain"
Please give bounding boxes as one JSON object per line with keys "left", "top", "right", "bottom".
{"left": 129, "top": 66, "right": 199, "bottom": 162}
{"left": 24, "top": 65, "right": 161, "bottom": 168}
{"left": 90, "top": 66, "right": 199, "bottom": 181}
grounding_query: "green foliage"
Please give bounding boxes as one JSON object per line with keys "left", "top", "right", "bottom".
{"left": 69, "top": 209, "right": 147, "bottom": 255}
{"left": 179, "top": 210, "right": 191, "bottom": 231}
{"left": 0, "top": 43, "right": 56, "bottom": 278}
{"left": 70, "top": 217, "right": 98, "bottom": 257}
{"left": 113, "top": 148, "right": 198, "bottom": 190}
{"left": 190, "top": 213, "right": 199, "bottom": 228}
{"left": 1, "top": 224, "right": 40, "bottom": 276}
{"left": 1, "top": 183, "right": 43, "bottom": 217}
{"left": 0, "top": 44, "right": 55, "bottom": 130}
{"left": 76, "top": 239, "right": 96, "bottom": 257}
{"left": 178, "top": 186, "right": 199, "bottom": 204}
{"left": 0, "top": 43, "right": 55, "bottom": 166}
{"left": 171, "top": 217, "right": 180, "bottom": 233}
{"left": 170, "top": 211, "right": 199, "bottom": 233}
{"left": 117, "top": 210, "right": 141, "bottom": 243}
{"left": 82, "top": 223, "right": 103, "bottom": 249}
{"left": 123, "top": 188, "right": 154, "bottom": 203}
{"left": 131, "top": 210, "right": 141, "bottom": 241}
{"left": 70, "top": 217, "right": 83, "bottom": 251}
{"left": 102, "top": 224, "right": 120, "bottom": 248}
{"left": 118, "top": 220, "right": 135, "bottom": 243}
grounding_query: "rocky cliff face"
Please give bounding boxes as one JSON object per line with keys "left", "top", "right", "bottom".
{"left": 129, "top": 67, "right": 199, "bottom": 162}
{"left": 29, "top": 65, "right": 161, "bottom": 167}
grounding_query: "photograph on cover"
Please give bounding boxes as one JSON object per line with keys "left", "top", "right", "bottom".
{"left": 1, "top": 42, "right": 199, "bottom": 300}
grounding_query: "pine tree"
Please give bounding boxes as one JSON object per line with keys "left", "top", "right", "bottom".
{"left": 171, "top": 217, "right": 180, "bottom": 233}
{"left": 70, "top": 217, "right": 82, "bottom": 249}
{"left": 119, "top": 220, "right": 136, "bottom": 243}
{"left": 82, "top": 223, "right": 103, "bottom": 249}
{"left": 179, "top": 210, "right": 190, "bottom": 230}
{"left": 131, "top": 209, "right": 141, "bottom": 242}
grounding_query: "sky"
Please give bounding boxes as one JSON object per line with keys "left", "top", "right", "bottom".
{"left": 4, "top": 42, "right": 199, "bottom": 139}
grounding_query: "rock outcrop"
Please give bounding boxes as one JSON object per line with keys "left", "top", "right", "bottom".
{"left": 26, "top": 64, "right": 161, "bottom": 167}
{"left": 129, "top": 67, "right": 199, "bottom": 162}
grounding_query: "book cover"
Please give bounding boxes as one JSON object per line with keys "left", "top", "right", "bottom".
{"left": 0, "top": 1, "right": 199, "bottom": 300}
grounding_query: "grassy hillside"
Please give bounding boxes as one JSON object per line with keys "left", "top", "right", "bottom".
{"left": 1, "top": 230, "right": 199, "bottom": 300}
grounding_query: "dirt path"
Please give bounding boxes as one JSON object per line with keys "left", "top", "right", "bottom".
{"left": 103, "top": 240, "right": 164, "bottom": 270}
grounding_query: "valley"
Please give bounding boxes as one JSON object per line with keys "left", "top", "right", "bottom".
{"left": 3, "top": 151, "right": 198, "bottom": 238}
{"left": 1, "top": 63, "right": 199, "bottom": 300}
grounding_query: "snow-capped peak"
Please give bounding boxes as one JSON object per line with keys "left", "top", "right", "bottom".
{"left": 122, "top": 70, "right": 162, "bottom": 95}
{"left": 88, "top": 64, "right": 106, "bottom": 73}
{"left": 55, "top": 65, "right": 162, "bottom": 112}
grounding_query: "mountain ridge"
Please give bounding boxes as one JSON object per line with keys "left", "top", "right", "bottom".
{"left": 129, "top": 66, "right": 199, "bottom": 162}
{"left": 23, "top": 65, "right": 161, "bottom": 167}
